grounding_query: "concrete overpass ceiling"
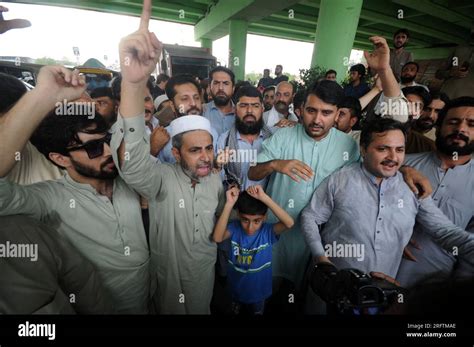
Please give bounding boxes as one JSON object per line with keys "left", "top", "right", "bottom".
{"left": 5, "top": 0, "right": 474, "bottom": 50}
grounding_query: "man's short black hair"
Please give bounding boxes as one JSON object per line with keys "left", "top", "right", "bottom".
{"left": 435, "top": 96, "right": 474, "bottom": 127}
{"left": 350, "top": 64, "right": 366, "bottom": 78}
{"left": 338, "top": 96, "right": 362, "bottom": 119}
{"left": 429, "top": 91, "right": 450, "bottom": 105}
{"left": 0, "top": 73, "right": 28, "bottom": 114}
{"left": 209, "top": 66, "right": 235, "bottom": 85}
{"left": 90, "top": 87, "right": 114, "bottom": 99}
{"left": 304, "top": 80, "right": 344, "bottom": 107}
{"left": 402, "top": 86, "right": 432, "bottom": 108}
{"left": 263, "top": 85, "right": 276, "bottom": 96}
{"left": 402, "top": 61, "right": 419, "bottom": 72}
{"left": 111, "top": 74, "right": 154, "bottom": 102}
{"left": 30, "top": 111, "right": 110, "bottom": 168}
{"left": 165, "top": 74, "right": 202, "bottom": 101}
{"left": 394, "top": 28, "right": 410, "bottom": 38}
{"left": 234, "top": 85, "right": 263, "bottom": 103}
{"left": 156, "top": 73, "right": 170, "bottom": 84}
{"left": 235, "top": 191, "right": 268, "bottom": 216}
{"left": 293, "top": 89, "right": 306, "bottom": 110}
{"left": 325, "top": 69, "right": 337, "bottom": 77}
{"left": 360, "top": 118, "right": 408, "bottom": 149}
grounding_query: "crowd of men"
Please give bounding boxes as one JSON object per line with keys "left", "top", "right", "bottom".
{"left": 0, "top": 0, "right": 473, "bottom": 315}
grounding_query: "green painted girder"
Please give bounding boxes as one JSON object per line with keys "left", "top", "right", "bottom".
{"left": 359, "top": 9, "right": 466, "bottom": 44}
{"left": 391, "top": 0, "right": 472, "bottom": 28}
{"left": 360, "top": 0, "right": 468, "bottom": 43}
{"left": 9, "top": 0, "right": 204, "bottom": 24}
{"left": 251, "top": 18, "right": 316, "bottom": 35}
{"left": 194, "top": 0, "right": 254, "bottom": 41}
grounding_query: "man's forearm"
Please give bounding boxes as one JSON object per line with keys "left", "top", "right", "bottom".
{"left": 378, "top": 67, "right": 399, "bottom": 98}
{"left": 0, "top": 88, "right": 56, "bottom": 177}
{"left": 248, "top": 160, "right": 275, "bottom": 181}
{"left": 120, "top": 81, "right": 145, "bottom": 118}
{"left": 260, "top": 195, "right": 294, "bottom": 229}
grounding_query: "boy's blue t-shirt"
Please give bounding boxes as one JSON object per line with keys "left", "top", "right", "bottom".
{"left": 227, "top": 220, "right": 279, "bottom": 304}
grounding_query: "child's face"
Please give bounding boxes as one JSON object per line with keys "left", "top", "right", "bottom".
{"left": 239, "top": 213, "right": 266, "bottom": 236}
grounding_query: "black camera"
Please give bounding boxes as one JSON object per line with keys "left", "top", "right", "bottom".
{"left": 310, "top": 262, "right": 405, "bottom": 315}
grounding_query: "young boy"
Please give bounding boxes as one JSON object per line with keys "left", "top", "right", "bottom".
{"left": 213, "top": 185, "right": 294, "bottom": 315}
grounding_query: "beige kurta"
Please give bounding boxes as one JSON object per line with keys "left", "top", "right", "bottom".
{"left": 111, "top": 113, "right": 224, "bottom": 314}
{"left": 0, "top": 215, "right": 114, "bottom": 314}
{"left": 0, "top": 174, "right": 151, "bottom": 314}
{"left": 6, "top": 142, "right": 64, "bottom": 185}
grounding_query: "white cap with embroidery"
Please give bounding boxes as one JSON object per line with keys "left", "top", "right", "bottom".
{"left": 169, "top": 115, "right": 212, "bottom": 138}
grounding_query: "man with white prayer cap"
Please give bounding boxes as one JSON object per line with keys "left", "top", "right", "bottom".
{"left": 111, "top": 4, "right": 225, "bottom": 313}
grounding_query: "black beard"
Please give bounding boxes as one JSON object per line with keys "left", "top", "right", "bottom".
{"left": 400, "top": 75, "right": 416, "bottom": 84}
{"left": 415, "top": 117, "right": 435, "bottom": 131}
{"left": 213, "top": 94, "right": 231, "bottom": 106}
{"left": 436, "top": 133, "right": 474, "bottom": 157}
{"left": 264, "top": 103, "right": 272, "bottom": 111}
{"left": 71, "top": 156, "right": 118, "bottom": 180}
{"left": 235, "top": 115, "right": 264, "bottom": 135}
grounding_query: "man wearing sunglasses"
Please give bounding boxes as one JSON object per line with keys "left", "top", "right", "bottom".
{"left": 0, "top": 65, "right": 151, "bottom": 314}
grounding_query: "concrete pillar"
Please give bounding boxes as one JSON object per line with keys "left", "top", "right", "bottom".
{"left": 200, "top": 38, "right": 213, "bottom": 53}
{"left": 311, "top": 0, "right": 363, "bottom": 82}
{"left": 228, "top": 19, "right": 248, "bottom": 81}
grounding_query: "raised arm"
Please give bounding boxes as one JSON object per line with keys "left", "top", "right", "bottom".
{"left": 364, "top": 36, "right": 399, "bottom": 98}
{"left": 0, "top": 66, "right": 86, "bottom": 177}
{"left": 118, "top": 0, "right": 161, "bottom": 121}
{"left": 212, "top": 186, "right": 239, "bottom": 243}
{"left": 110, "top": 0, "right": 168, "bottom": 199}
{"left": 246, "top": 185, "right": 294, "bottom": 234}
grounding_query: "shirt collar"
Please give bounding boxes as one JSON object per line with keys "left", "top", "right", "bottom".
{"left": 209, "top": 100, "right": 235, "bottom": 114}
{"left": 360, "top": 162, "right": 398, "bottom": 187}
{"left": 301, "top": 125, "right": 334, "bottom": 144}
{"left": 236, "top": 130, "right": 265, "bottom": 140}
{"left": 64, "top": 173, "right": 117, "bottom": 195}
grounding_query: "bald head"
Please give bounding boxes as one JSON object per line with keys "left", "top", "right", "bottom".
{"left": 275, "top": 81, "right": 295, "bottom": 115}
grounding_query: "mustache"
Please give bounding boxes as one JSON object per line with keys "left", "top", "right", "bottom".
{"left": 447, "top": 132, "right": 469, "bottom": 142}
{"left": 185, "top": 106, "right": 202, "bottom": 115}
{"left": 101, "top": 156, "right": 115, "bottom": 169}
{"left": 243, "top": 114, "right": 256, "bottom": 121}
{"left": 197, "top": 161, "right": 211, "bottom": 168}
{"left": 380, "top": 159, "right": 399, "bottom": 166}
{"left": 309, "top": 123, "right": 323, "bottom": 128}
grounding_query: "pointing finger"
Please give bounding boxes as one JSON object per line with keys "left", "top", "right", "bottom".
{"left": 139, "top": 0, "right": 151, "bottom": 31}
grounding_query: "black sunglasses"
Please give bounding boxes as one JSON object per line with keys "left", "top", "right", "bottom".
{"left": 66, "top": 133, "right": 112, "bottom": 159}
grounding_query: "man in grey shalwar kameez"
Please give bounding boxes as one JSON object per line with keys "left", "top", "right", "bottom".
{"left": 113, "top": 5, "right": 224, "bottom": 313}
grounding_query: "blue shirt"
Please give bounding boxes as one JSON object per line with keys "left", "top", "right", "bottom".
{"left": 257, "top": 125, "right": 360, "bottom": 285}
{"left": 301, "top": 162, "right": 474, "bottom": 278}
{"left": 216, "top": 129, "right": 267, "bottom": 189}
{"left": 227, "top": 220, "right": 279, "bottom": 304}
{"left": 203, "top": 101, "right": 235, "bottom": 136}
{"left": 397, "top": 152, "right": 474, "bottom": 286}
